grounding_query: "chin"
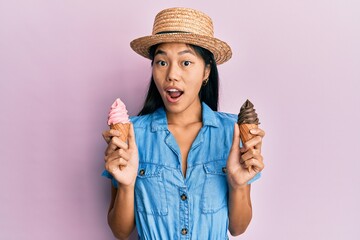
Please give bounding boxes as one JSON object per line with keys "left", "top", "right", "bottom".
{"left": 163, "top": 104, "right": 183, "bottom": 113}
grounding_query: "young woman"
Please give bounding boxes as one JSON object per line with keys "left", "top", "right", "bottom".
{"left": 102, "top": 7, "right": 265, "bottom": 239}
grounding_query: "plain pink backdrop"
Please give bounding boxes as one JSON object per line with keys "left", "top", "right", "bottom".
{"left": 1, "top": 0, "right": 359, "bottom": 239}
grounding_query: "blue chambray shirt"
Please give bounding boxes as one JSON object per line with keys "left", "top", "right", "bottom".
{"left": 102, "top": 102, "right": 260, "bottom": 239}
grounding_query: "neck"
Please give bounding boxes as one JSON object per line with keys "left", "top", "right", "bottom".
{"left": 166, "top": 100, "right": 202, "bottom": 126}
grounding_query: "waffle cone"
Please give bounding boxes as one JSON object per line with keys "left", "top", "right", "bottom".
{"left": 110, "top": 123, "right": 130, "bottom": 142}
{"left": 239, "top": 123, "right": 258, "bottom": 172}
{"left": 239, "top": 123, "right": 258, "bottom": 143}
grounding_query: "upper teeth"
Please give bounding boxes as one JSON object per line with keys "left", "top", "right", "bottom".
{"left": 168, "top": 89, "right": 179, "bottom": 92}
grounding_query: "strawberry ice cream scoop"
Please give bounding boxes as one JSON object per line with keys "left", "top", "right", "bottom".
{"left": 108, "top": 98, "right": 130, "bottom": 125}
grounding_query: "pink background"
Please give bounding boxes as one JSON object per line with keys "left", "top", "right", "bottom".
{"left": 1, "top": 0, "right": 359, "bottom": 239}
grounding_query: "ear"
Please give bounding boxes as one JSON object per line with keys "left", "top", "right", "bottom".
{"left": 204, "top": 63, "right": 211, "bottom": 80}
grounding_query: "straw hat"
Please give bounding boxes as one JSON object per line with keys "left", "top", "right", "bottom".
{"left": 130, "top": 7, "right": 232, "bottom": 65}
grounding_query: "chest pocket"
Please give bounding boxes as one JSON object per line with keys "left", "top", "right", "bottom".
{"left": 135, "top": 163, "right": 168, "bottom": 216}
{"left": 201, "top": 160, "right": 228, "bottom": 214}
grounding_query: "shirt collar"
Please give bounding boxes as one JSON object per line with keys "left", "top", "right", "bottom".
{"left": 150, "top": 102, "right": 219, "bottom": 132}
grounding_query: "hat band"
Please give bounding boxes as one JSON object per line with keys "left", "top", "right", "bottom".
{"left": 156, "top": 31, "right": 190, "bottom": 35}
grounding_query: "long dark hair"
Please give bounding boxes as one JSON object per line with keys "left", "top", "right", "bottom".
{"left": 138, "top": 44, "right": 219, "bottom": 116}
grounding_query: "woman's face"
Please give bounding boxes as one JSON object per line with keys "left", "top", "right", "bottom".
{"left": 152, "top": 43, "right": 210, "bottom": 114}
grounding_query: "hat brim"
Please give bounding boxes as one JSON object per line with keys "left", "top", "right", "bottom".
{"left": 130, "top": 33, "right": 232, "bottom": 65}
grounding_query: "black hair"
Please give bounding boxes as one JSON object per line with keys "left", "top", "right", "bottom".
{"left": 137, "top": 44, "right": 219, "bottom": 116}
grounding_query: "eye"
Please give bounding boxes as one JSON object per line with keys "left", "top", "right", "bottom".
{"left": 182, "top": 61, "right": 192, "bottom": 67}
{"left": 156, "top": 60, "right": 168, "bottom": 67}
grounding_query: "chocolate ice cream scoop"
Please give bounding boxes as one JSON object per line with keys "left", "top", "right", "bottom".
{"left": 237, "top": 99, "right": 260, "bottom": 125}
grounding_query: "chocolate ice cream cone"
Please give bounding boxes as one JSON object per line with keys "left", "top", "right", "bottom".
{"left": 237, "top": 99, "right": 260, "bottom": 172}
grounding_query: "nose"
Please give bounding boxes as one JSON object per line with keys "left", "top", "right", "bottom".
{"left": 167, "top": 63, "right": 180, "bottom": 82}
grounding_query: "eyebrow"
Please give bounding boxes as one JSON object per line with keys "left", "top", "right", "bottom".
{"left": 154, "top": 49, "right": 196, "bottom": 57}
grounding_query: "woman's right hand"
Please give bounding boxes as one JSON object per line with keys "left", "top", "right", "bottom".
{"left": 102, "top": 124, "right": 139, "bottom": 187}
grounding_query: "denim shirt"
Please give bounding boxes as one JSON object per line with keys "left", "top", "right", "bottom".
{"left": 102, "top": 103, "right": 260, "bottom": 239}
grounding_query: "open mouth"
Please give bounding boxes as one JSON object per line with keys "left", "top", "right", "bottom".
{"left": 166, "top": 88, "right": 184, "bottom": 102}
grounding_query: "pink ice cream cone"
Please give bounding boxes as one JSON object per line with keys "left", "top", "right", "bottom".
{"left": 108, "top": 98, "right": 130, "bottom": 142}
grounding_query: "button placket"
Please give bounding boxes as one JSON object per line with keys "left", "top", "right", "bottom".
{"left": 179, "top": 187, "right": 189, "bottom": 239}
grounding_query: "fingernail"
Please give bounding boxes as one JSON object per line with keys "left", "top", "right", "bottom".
{"left": 250, "top": 129, "right": 256, "bottom": 134}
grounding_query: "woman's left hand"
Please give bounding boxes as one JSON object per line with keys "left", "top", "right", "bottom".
{"left": 226, "top": 124, "right": 265, "bottom": 189}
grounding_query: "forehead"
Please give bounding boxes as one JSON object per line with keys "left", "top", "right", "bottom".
{"left": 155, "top": 42, "right": 196, "bottom": 55}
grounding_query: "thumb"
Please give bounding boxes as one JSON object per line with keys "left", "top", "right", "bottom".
{"left": 231, "top": 123, "right": 241, "bottom": 151}
{"left": 128, "top": 123, "right": 137, "bottom": 150}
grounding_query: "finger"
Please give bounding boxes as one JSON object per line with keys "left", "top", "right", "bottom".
{"left": 102, "top": 131, "right": 111, "bottom": 143}
{"left": 104, "top": 138, "right": 122, "bottom": 156}
{"left": 242, "top": 157, "right": 265, "bottom": 171}
{"left": 106, "top": 160, "right": 127, "bottom": 175}
{"left": 240, "top": 148, "right": 258, "bottom": 162}
{"left": 118, "top": 148, "right": 130, "bottom": 161}
{"left": 231, "top": 124, "right": 241, "bottom": 151}
{"left": 105, "top": 148, "right": 129, "bottom": 166}
{"left": 128, "top": 124, "right": 137, "bottom": 150}
{"left": 106, "top": 146, "right": 131, "bottom": 162}
{"left": 242, "top": 136, "right": 262, "bottom": 151}
{"left": 254, "top": 138, "right": 262, "bottom": 151}
{"left": 250, "top": 128, "right": 265, "bottom": 138}
{"left": 111, "top": 137, "right": 129, "bottom": 150}
{"left": 116, "top": 157, "right": 128, "bottom": 166}
{"left": 104, "top": 150, "right": 119, "bottom": 163}
{"left": 104, "top": 143, "right": 117, "bottom": 157}
{"left": 102, "top": 129, "right": 121, "bottom": 143}
{"left": 105, "top": 153, "right": 128, "bottom": 165}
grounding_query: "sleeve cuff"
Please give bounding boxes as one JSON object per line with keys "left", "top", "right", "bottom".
{"left": 247, "top": 172, "right": 261, "bottom": 184}
{"left": 101, "top": 170, "right": 119, "bottom": 188}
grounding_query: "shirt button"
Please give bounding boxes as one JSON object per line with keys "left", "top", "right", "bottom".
{"left": 139, "top": 169, "right": 145, "bottom": 176}
{"left": 180, "top": 194, "right": 187, "bottom": 201}
{"left": 222, "top": 167, "right": 227, "bottom": 173}
{"left": 181, "top": 228, "right": 188, "bottom": 235}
